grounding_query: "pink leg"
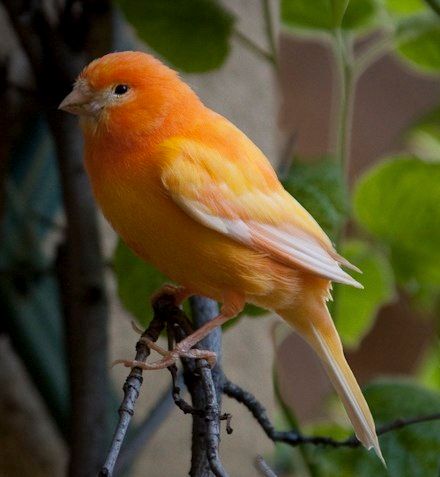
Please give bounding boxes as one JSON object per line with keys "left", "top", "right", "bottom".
{"left": 115, "top": 292, "right": 245, "bottom": 371}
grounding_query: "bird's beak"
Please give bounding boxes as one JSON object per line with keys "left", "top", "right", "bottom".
{"left": 59, "top": 84, "right": 102, "bottom": 117}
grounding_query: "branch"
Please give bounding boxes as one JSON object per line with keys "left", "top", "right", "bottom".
{"left": 174, "top": 296, "right": 229, "bottom": 477}
{"left": 224, "top": 378, "right": 440, "bottom": 448}
{"left": 255, "top": 455, "right": 278, "bottom": 477}
{"left": 100, "top": 294, "right": 229, "bottom": 476}
{"left": 98, "top": 303, "right": 167, "bottom": 476}
{"left": 115, "top": 381, "right": 178, "bottom": 475}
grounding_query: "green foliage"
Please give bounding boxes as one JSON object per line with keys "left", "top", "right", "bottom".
{"left": 384, "top": 0, "right": 426, "bottom": 17}
{"left": 407, "top": 107, "right": 440, "bottom": 161}
{"left": 116, "top": 0, "right": 234, "bottom": 72}
{"left": 306, "top": 380, "right": 440, "bottom": 477}
{"left": 418, "top": 344, "right": 440, "bottom": 391}
{"left": 281, "top": 0, "right": 378, "bottom": 32}
{"left": 354, "top": 156, "right": 440, "bottom": 306}
{"left": 282, "top": 157, "right": 348, "bottom": 240}
{"left": 335, "top": 240, "right": 395, "bottom": 348}
{"left": 396, "top": 14, "right": 440, "bottom": 73}
{"left": 113, "top": 239, "right": 168, "bottom": 326}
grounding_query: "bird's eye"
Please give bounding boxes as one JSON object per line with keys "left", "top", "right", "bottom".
{"left": 114, "top": 84, "right": 130, "bottom": 96}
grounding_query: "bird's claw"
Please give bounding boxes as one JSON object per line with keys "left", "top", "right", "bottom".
{"left": 112, "top": 341, "right": 217, "bottom": 371}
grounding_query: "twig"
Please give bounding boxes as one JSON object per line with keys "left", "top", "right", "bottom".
{"left": 100, "top": 294, "right": 229, "bottom": 476}
{"left": 233, "top": 30, "right": 276, "bottom": 66}
{"left": 169, "top": 363, "right": 201, "bottom": 416}
{"left": 198, "top": 360, "right": 229, "bottom": 477}
{"left": 115, "top": 380, "right": 179, "bottom": 475}
{"left": 98, "top": 307, "right": 166, "bottom": 477}
{"left": 224, "top": 379, "right": 440, "bottom": 448}
{"left": 255, "top": 455, "right": 278, "bottom": 477}
{"left": 186, "top": 296, "right": 228, "bottom": 477}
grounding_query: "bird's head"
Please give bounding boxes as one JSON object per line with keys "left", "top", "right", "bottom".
{"left": 59, "top": 51, "right": 198, "bottom": 137}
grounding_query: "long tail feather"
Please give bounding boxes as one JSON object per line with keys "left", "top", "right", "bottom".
{"left": 278, "top": 307, "right": 385, "bottom": 465}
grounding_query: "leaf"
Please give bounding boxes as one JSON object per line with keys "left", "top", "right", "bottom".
{"left": 116, "top": 0, "right": 234, "bottom": 72}
{"left": 395, "top": 14, "right": 440, "bottom": 73}
{"left": 307, "top": 380, "right": 440, "bottom": 477}
{"left": 281, "top": 0, "right": 378, "bottom": 32}
{"left": 282, "top": 157, "right": 348, "bottom": 241}
{"left": 418, "top": 343, "right": 440, "bottom": 391}
{"left": 332, "top": 0, "right": 350, "bottom": 27}
{"left": 113, "top": 239, "right": 168, "bottom": 326}
{"left": 407, "top": 107, "right": 440, "bottom": 161}
{"left": 384, "top": 0, "right": 426, "bottom": 17}
{"left": 354, "top": 156, "right": 440, "bottom": 304}
{"left": 334, "top": 240, "right": 395, "bottom": 348}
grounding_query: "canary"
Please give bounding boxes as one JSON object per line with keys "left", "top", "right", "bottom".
{"left": 59, "top": 51, "right": 383, "bottom": 461}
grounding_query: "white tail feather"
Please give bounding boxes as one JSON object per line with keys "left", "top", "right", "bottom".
{"left": 309, "top": 324, "right": 385, "bottom": 465}
{"left": 278, "top": 307, "right": 385, "bottom": 466}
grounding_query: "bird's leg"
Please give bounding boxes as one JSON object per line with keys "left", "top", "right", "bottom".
{"left": 115, "top": 292, "right": 245, "bottom": 371}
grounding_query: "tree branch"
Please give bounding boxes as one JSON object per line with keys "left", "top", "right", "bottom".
{"left": 224, "top": 378, "right": 440, "bottom": 449}
{"left": 98, "top": 303, "right": 167, "bottom": 477}
{"left": 100, "top": 294, "right": 229, "bottom": 476}
{"left": 255, "top": 455, "right": 278, "bottom": 477}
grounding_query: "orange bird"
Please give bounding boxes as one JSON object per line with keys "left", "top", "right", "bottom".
{"left": 60, "top": 51, "right": 383, "bottom": 461}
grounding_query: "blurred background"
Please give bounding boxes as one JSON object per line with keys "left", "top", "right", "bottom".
{"left": 0, "top": 0, "right": 439, "bottom": 476}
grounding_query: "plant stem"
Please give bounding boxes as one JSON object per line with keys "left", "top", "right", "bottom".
{"left": 332, "top": 29, "right": 354, "bottom": 181}
{"left": 261, "top": 0, "right": 278, "bottom": 70}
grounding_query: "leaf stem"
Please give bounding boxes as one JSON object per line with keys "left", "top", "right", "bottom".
{"left": 332, "top": 28, "right": 354, "bottom": 181}
{"left": 261, "top": 0, "right": 279, "bottom": 69}
{"left": 233, "top": 30, "right": 276, "bottom": 66}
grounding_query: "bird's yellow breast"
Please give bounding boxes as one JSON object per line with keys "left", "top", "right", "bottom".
{"left": 85, "top": 145, "right": 298, "bottom": 307}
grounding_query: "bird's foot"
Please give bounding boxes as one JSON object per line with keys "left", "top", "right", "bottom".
{"left": 112, "top": 336, "right": 217, "bottom": 371}
{"left": 151, "top": 284, "right": 192, "bottom": 307}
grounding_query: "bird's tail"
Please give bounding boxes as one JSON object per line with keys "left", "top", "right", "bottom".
{"left": 278, "top": 305, "right": 385, "bottom": 465}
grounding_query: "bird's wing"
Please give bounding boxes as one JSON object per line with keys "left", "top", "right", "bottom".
{"left": 159, "top": 136, "right": 362, "bottom": 288}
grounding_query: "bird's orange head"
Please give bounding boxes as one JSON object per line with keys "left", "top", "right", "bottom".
{"left": 59, "top": 51, "right": 201, "bottom": 141}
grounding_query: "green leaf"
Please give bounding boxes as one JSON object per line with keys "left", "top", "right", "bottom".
{"left": 332, "top": 0, "right": 350, "bottom": 27}
{"left": 335, "top": 240, "right": 395, "bottom": 348}
{"left": 307, "top": 380, "right": 440, "bottom": 477}
{"left": 418, "top": 343, "right": 440, "bottom": 391}
{"left": 395, "top": 14, "right": 440, "bottom": 73}
{"left": 282, "top": 157, "right": 348, "bottom": 241}
{"left": 384, "top": 0, "right": 426, "bottom": 17}
{"left": 354, "top": 156, "right": 440, "bottom": 304}
{"left": 116, "top": 0, "right": 234, "bottom": 72}
{"left": 281, "top": 0, "right": 378, "bottom": 32}
{"left": 407, "top": 107, "right": 440, "bottom": 161}
{"left": 113, "top": 239, "right": 168, "bottom": 326}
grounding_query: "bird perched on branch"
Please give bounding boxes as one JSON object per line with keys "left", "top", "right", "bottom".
{"left": 59, "top": 51, "right": 383, "bottom": 462}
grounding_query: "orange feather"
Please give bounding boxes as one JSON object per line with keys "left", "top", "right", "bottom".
{"left": 59, "top": 51, "right": 384, "bottom": 462}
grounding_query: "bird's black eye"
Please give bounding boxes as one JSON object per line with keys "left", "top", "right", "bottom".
{"left": 114, "top": 84, "right": 129, "bottom": 95}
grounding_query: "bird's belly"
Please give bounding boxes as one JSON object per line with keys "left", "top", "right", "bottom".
{"left": 95, "top": 177, "right": 300, "bottom": 306}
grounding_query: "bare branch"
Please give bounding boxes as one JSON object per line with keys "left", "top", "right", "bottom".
{"left": 115, "top": 382, "right": 177, "bottom": 475}
{"left": 98, "top": 301, "right": 167, "bottom": 476}
{"left": 100, "top": 294, "right": 229, "bottom": 476}
{"left": 198, "top": 360, "right": 229, "bottom": 477}
{"left": 255, "top": 455, "right": 278, "bottom": 477}
{"left": 224, "top": 378, "right": 440, "bottom": 449}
